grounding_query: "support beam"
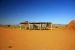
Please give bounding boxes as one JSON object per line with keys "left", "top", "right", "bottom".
{"left": 29, "top": 23, "right": 30, "bottom": 30}
{"left": 51, "top": 23, "right": 52, "bottom": 31}
{"left": 19, "top": 25, "right": 21, "bottom": 30}
{"left": 40, "top": 23, "right": 42, "bottom": 30}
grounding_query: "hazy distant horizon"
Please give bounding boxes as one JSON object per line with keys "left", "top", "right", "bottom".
{"left": 0, "top": 0, "right": 75, "bottom": 24}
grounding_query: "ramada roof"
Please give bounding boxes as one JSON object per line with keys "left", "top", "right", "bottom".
{"left": 20, "top": 22, "right": 52, "bottom": 24}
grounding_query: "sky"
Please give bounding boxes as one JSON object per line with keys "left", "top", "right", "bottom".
{"left": 0, "top": 0, "right": 75, "bottom": 25}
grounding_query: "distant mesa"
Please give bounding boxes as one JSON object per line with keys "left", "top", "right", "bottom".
{"left": 67, "top": 20, "right": 75, "bottom": 30}
{"left": 20, "top": 21, "right": 29, "bottom": 24}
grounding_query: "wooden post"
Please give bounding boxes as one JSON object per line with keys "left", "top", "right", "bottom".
{"left": 19, "top": 24, "right": 21, "bottom": 30}
{"left": 40, "top": 24, "right": 41, "bottom": 30}
{"left": 28, "top": 23, "right": 30, "bottom": 30}
{"left": 51, "top": 23, "right": 52, "bottom": 31}
{"left": 40, "top": 23, "right": 41, "bottom": 30}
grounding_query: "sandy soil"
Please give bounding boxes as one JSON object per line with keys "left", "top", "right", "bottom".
{"left": 0, "top": 28, "right": 75, "bottom": 50}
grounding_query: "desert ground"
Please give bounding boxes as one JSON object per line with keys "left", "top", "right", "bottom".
{"left": 0, "top": 27, "right": 75, "bottom": 50}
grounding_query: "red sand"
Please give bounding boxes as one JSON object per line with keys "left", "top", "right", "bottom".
{"left": 0, "top": 28, "right": 75, "bottom": 50}
{"left": 67, "top": 20, "right": 75, "bottom": 30}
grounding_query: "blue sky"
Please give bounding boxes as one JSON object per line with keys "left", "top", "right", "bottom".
{"left": 0, "top": 0, "right": 75, "bottom": 24}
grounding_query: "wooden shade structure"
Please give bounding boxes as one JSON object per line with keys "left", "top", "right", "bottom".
{"left": 20, "top": 21, "right": 52, "bottom": 30}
